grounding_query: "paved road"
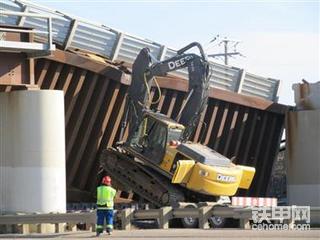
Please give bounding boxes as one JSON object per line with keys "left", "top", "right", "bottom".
{"left": 0, "top": 229, "right": 320, "bottom": 240}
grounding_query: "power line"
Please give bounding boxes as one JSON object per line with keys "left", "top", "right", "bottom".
{"left": 208, "top": 37, "right": 242, "bottom": 65}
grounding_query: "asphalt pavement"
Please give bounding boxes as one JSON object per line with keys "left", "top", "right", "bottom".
{"left": 0, "top": 229, "right": 320, "bottom": 240}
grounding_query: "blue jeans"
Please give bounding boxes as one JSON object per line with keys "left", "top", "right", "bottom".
{"left": 96, "top": 209, "right": 114, "bottom": 233}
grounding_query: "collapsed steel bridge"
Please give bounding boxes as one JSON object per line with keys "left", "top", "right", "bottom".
{"left": 0, "top": 0, "right": 288, "bottom": 202}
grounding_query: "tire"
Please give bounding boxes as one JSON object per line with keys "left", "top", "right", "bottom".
{"left": 208, "top": 216, "right": 227, "bottom": 228}
{"left": 181, "top": 205, "right": 198, "bottom": 228}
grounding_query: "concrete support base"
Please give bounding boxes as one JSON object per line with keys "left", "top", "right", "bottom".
{"left": 198, "top": 206, "right": 212, "bottom": 229}
{"left": 158, "top": 207, "right": 173, "bottom": 229}
{"left": 121, "top": 208, "right": 133, "bottom": 230}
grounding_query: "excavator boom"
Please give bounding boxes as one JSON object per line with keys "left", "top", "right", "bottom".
{"left": 122, "top": 42, "right": 210, "bottom": 142}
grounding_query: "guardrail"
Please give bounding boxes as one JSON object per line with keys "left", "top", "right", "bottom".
{"left": 0, "top": 11, "right": 56, "bottom": 57}
{"left": 1, "top": 206, "right": 319, "bottom": 233}
{"left": 0, "top": 211, "right": 96, "bottom": 234}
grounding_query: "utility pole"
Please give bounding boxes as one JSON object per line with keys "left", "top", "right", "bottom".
{"left": 224, "top": 39, "right": 228, "bottom": 65}
{"left": 208, "top": 37, "right": 242, "bottom": 65}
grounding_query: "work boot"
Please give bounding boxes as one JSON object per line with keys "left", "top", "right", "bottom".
{"left": 106, "top": 228, "right": 112, "bottom": 235}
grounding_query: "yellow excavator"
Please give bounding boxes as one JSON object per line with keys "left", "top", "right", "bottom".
{"left": 100, "top": 42, "right": 255, "bottom": 227}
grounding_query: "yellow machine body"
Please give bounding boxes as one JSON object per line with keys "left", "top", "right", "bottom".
{"left": 165, "top": 144, "right": 255, "bottom": 196}
{"left": 129, "top": 111, "right": 256, "bottom": 198}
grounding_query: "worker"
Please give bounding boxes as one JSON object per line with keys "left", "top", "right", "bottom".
{"left": 96, "top": 175, "right": 116, "bottom": 236}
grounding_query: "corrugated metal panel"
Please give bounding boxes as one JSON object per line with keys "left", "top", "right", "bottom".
{"left": 242, "top": 72, "right": 279, "bottom": 100}
{"left": 0, "top": 0, "right": 281, "bottom": 101}
{"left": 0, "top": 0, "right": 21, "bottom": 25}
{"left": 164, "top": 48, "right": 177, "bottom": 59}
{"left": 117, "top": 35, "right": 162, "bottom": 63}
{"left": 22, "top": 5, "right": 72, "bottom": 45}
{"left": 209, "top": 62, "right": 239, "bottom": 91}
{"left": 70, "top": 22, "right": 118, "bottom": 57}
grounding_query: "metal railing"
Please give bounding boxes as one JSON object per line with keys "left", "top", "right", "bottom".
{"left": 0, "top": 10, "right": 55, "bottom": 56}
{"left": 0, "top": 0, "right": 280, "bottom": 101}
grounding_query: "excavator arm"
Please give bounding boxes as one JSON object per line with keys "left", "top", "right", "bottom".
{"left": 121, "top": 42, "right": 210, "bottom": 142}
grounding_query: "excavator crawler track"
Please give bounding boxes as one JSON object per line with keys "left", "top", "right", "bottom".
{"left": 100, "top": 148, "right": 185, "bottom": 207}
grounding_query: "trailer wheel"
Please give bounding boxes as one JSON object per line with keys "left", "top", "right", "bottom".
{"left": 208, "top": 215, "right": 227, "bottom": 228}
{"left": 181, "top": 205, "right": 198, "bottom": 228}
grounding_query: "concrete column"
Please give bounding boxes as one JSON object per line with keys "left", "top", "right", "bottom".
{"left": 0, "top": 90, "right": 66, "bottom": 214}
{"left": 286, "top": 110, "right": 320, "bottom": 209}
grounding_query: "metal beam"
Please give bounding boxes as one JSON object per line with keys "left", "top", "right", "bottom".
{"left": 213, "top": 103, "right": 229, "bottom": 150}
{"left": 0, "top": 41, "right": 55, "bottom": 52}
{"left": 65, "top": 69, "right": 87, "bottom": 125}
{"left": 46, "top": 50, "right": 287, "bottom": 114}
{"left": 35, "top": 60, "right": 50, "bottom": 87}
{"left": 66, "top": 74, "right": 99, "bottom": 160}
{"left": 166, "top": 91, "right": 177, "bottom": 117}
{"left": 74, "top": 83, "right": 121, "bottom": 188}
{"left": 63, "top": 19, "right": 78, "bottom": 50}
{"left": 158, "top": 45, "right": 167, "bottom": 61}
{"left": 45, "top": 49, "right": 128, "bottom": 84}
{"left": 111, "top": 32, "right": 124, "bottom": 62}
{"left": 235, "top": 69, "right": 246, "bottom": 93}
{"left": 193, "top": 104, "right": 208, "bottom": 143}
{"left": 204, "top": 103, "right": 219, "bottom": 145}
{"left": 17, "top": 5, "right": 29, "bottom": 26}
{"left": 48, "top": 63, "right": 63, "bottom": 89}
{"left": 67, "top": 78, "right": 110, "bottom": 187}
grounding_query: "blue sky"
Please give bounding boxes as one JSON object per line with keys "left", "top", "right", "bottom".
{"left": 33, "top": 0, "right": 319, "bottom": 104}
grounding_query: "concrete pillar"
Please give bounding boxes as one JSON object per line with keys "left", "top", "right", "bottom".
{"left": 286, "top": 110, "right": 320, "bottom": 224}
{"left": 0, "top": 90, "right": 66, "bottom": 214}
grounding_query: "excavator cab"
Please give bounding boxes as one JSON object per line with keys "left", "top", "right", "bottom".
{"left": 127, "top": 111, "right": 184, "bottom": 165}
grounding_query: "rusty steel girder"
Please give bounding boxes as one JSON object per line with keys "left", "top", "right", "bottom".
{"left": 1, "top": 49, "right": 288, "bottom": 201}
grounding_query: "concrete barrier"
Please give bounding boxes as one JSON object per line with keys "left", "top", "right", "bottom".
{"left": 1, "top": 206, "right": 319, "bottom": 233}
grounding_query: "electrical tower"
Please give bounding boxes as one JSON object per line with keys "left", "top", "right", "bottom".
{"left": 208, "top": 37, "right": 242, "bottom": 65}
